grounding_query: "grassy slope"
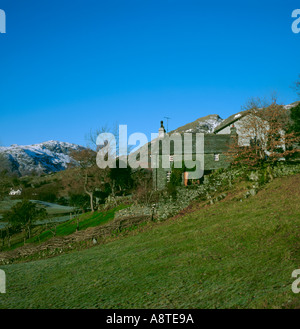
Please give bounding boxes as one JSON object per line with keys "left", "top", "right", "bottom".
{"left": 0, "top": 175, "right": 299, "bottom": 309}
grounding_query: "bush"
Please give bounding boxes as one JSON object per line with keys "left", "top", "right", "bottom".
{"left": 167, "top": 165, "right": 185, "bottom": 199}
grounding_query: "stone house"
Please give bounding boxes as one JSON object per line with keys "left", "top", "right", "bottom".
{"left": 152, "top": 121, "right": 238, "bottom": 190}
{"left": 151, "top": 102, "right": 299, "bottom": 190}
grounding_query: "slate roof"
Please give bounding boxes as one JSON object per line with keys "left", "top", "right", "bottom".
{"left": 213, "top": 109, "right": 249, "bottom": 134}
{"left": 214, "top": 101, "right": 300, "bottom": 134}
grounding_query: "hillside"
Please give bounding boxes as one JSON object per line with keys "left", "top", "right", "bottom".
{"left": 0, "top": 141, "right": 85, "bottom": 176}
{"left": 0, "top": 174, "right": 299, "bottom": 309}
{"left": 170, "top": 114, "right": 223, "bottom": 134}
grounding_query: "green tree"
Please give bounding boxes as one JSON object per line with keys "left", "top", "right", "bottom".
{"left": 69, "top": 193, "right": 90, "bottom": 212}
{"left": 109, "top": 159, "right": 133, "bottom": 196}
{"left": 289, "top": 103, "right": 300, "bottom": 135}
{"left": 3, "top": 200, "right": 47, "bottom": 240}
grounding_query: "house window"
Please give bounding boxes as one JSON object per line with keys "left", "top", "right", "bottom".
{"left": 214, "top": 154, "right": 220, "bottom": 161}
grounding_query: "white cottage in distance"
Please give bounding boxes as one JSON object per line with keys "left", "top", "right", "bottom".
{"left": 9, "top": 188, "right": 22, "bottom": 196}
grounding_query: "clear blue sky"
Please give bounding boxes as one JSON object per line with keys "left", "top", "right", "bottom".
{"left": 0, "top": 0, "right": 299, "bottom": 147}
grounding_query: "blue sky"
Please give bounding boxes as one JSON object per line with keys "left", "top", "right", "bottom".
{"left": 0, "top": 0, "right": 299, "bottom": 147}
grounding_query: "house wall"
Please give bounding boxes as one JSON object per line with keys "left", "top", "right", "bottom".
{"left": 216, "top": 118, "right": 248, "bottom": 145}
{"left": 216, "top": 115, "right": 270, "bottom": 147}
{"left": 204, "top": 153, "right": 230, "bottom": 170}
{"left": 152, "top": 133, "right": 234, "bottom": 190}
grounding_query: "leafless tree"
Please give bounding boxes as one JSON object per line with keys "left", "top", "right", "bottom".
{"left": 227, "top": 96, "right": 299, "bottom": 167}
{"left": 292, "top": 75, "right": 300, "bottom": 98}
{"left": 64, "top": 149, "right": 109, "bottom": 213}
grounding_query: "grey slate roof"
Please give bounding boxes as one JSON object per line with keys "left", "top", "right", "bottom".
{"left": 213, "top": 109, "right": 249, "bottom": 133}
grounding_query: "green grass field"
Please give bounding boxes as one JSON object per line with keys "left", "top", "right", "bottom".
{"left": 0, "top": 175, "right": 299, "bottom": 309}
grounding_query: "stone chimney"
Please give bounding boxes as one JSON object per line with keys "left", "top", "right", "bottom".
{"left": 230, "top": 124, "right": 237, "bottom": 135}
{"left": 158, "top": 120, "right": 166, "bottom": 138}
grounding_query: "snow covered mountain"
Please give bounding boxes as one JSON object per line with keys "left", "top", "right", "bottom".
{"left": 0, "top": 141, "right": 86, "bottom": 176}
{"left": 170, "top": 114, "right": 224, "bottom": 134}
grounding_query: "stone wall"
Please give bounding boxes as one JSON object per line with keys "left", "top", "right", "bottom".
{"left": 122, "top": 163, "right": 300, "bottom": 222}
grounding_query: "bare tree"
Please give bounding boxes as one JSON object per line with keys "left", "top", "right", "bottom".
{"left": 65, "top": 149, "right": 109, "bottom": 213}
{"left": 227, "top": 96, "right": 299, "bottom": 167}
{"left": 293, "top": 75, "right": 300, "bottom": 98}
{"left": 87, "top": 123, "right": 136, "bottom": 198}
{"left": 86, "top": 123, "right": 120, "bottom": 152}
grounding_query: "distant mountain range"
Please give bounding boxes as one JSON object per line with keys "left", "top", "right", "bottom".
{"left": 0, "top": 141, "right": 85, "bottom": 176}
